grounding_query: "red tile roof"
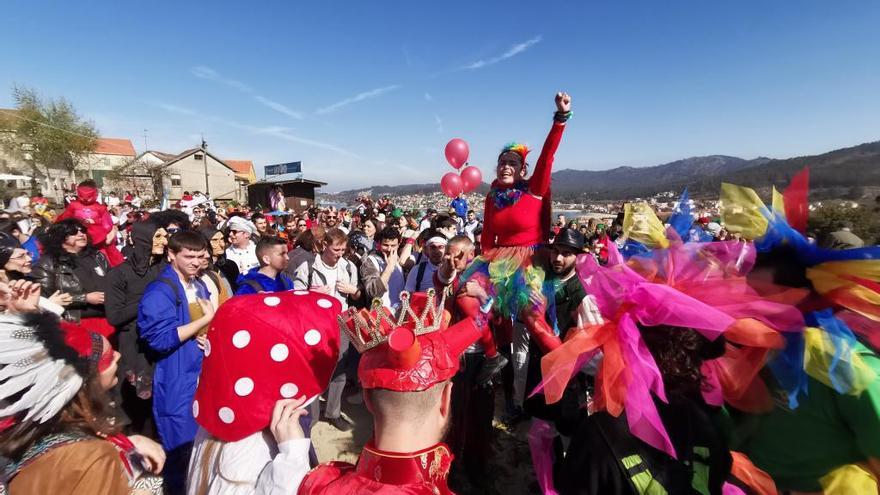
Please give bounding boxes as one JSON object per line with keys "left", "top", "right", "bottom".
{"left": 225, "top": 160, "right": 254, "bottom": 175}
{"left": 94, "top": 138, "right": 136, "bottom": 156}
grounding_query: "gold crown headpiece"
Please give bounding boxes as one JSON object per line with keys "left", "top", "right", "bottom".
{"left": 339, "top": 289, "right": 448, "bottom": 353}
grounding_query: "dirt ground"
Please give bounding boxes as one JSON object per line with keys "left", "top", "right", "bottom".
{"left": 310, "top": 385, "right": 542, "bottom": 495}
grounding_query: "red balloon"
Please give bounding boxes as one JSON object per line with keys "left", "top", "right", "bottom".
{"left": 460, "top": 166, "right": 482, "bottom": 192}
{"left": 444, "top": 138, "right": 469, "bottom": 170}
{"left": 440, "top": 172, "right": 463, "bottom": 198}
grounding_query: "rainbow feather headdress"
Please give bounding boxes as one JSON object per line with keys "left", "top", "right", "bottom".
{"left": 500, "top": 142, "right": 530, "bottom": 162}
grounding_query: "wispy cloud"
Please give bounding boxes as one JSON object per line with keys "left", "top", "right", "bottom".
{"left": 253, "top": 96, "right": 305, "bottom": 120}
{"left": 434, "top": 114, "right": 444, "bottom": 133}
{"left": 192, "top": 65, "right": 252, "bottom": 93}
{"left": 154, "top": 102, "right": 357, "bottom": 158}
{"left": 461, "top": 36, "right": 542, "bottom": 70}
{"left": 191, "top": 65, "right": 305, "bottom": 120}
{"left": 424, "top": 92, "right": 433, "bottom": 102}
{"left": 251, "top": 126, "right": 360, "bottom": 158}
{"left": 316, "top": 85, "right": 401, "bottom": 115}
{"left": 156, "top": 102, "right": 200, "bottom": 117}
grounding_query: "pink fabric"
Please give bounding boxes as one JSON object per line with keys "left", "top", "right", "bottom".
{"left": 527, "top": 419, "right": 559, "bottom": 495}
{"left": 722, "top": 482, "right": 747, "bottom": 495}
{"left": 568, "top": 247, "right": 734, "bottom": 458}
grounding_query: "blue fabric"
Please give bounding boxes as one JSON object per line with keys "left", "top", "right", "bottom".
{"left": 620, "top": 239, "right": 652, "bottom": 259}
{"left": 234, "top": 267, "right": 294, "bottom": 295}
{"left": 136, "top": 264, "right": 202, "bottom": 451}
{"left": 21, "top": 236, "right": 39, "bottom": 262}
{"left": 811, "top": 309, "right": 860, "bottom": 394}
{"left": 768, "top": 331, "right": 808, "bottom": 409}
{"left": 668, "top": 188, "right": 693, "bottom": 240}
{"left": 756, "top": 209, "right": 880, "bottom": 265}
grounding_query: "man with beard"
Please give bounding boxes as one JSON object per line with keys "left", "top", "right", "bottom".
{"left": 523, "top": 228, "right": 603, "bottom": 484}
{"left": 298, "top": 292, "right": 482, "bottom": 494}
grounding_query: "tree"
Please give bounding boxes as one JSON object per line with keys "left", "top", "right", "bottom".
{"left": 103, "top": 156, "right": 170, "bottom": 201}
{"left": 808, "top": 202, "right": 879, "bottom": 245}
{"left": 0, "top": 86, "right": 98, "bottom": 187}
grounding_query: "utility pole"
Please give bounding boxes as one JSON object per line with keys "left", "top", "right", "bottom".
{"left": 143, "top": 129, "right": 148, "bottom": 151}
{"left": 201, "top": 134, "right": 210, "bottom": 195}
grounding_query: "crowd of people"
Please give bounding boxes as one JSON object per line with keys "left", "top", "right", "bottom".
{"left": 0, "top": 92, "right": 878, "bottom": 495}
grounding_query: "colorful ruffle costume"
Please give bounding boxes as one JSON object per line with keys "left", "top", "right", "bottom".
{"left": 463, "top": 120, "right": 565, "bottom": 352}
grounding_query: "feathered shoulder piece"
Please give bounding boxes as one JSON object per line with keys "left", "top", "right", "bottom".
{"left": 0, "top": 313, "right": 96, "bottom": 431}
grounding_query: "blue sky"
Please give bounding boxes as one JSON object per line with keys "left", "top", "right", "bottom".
{"left": 1, "top": 1, "right": 878, "bottom": 191}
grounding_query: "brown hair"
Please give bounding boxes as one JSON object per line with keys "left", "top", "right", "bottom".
{"left": 639, "top": 325, "right": 725, "bottom": 399}
{"left": 168, "top": 230, "right": 209, "bottom": 254}
{"left": 323, "top": 228, "right": 348, "bottom": 247}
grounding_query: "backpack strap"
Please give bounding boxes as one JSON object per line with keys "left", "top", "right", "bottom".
{"left": 243, "top": 279, "right": 264, "bottom": 293}
{"left": 158, "top": 277, "right": 183, "bottom": 306}
{"left": 415, "top": 262, "right": 429, "bottom": 292}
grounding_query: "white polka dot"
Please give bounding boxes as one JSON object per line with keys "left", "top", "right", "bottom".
{"left": 263, "top": 296, "right": 280, "bottom": 307}
{"left": 232, "top": 330, "right": 250, "bottom": 348}
{"left": 203, "top": 338, "right": 211, "bottom": 357}
{"left": 317, "top": 298, "right": 332, "bottom": 309}
{"left": 294, "top": 290, "right": 309, "bottom": 295}
{"left": 192, "top": 400, "right": 199, "bottom": 418}
{"left": 270, "top": 343, "right": 289, "bottom": 362}
{"left": 219, "top": 407, "right": 235, "bottom": 424}
{"left": 234, "top": 377, "right": 254, "bottom": 396}
{"left": 280, "top": 383, "right": 299, "bottom": 398}
{"left": 304, "top": 329, "right": 322, "bottom": 346}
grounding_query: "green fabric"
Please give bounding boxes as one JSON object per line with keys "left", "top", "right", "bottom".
{"left": 690, "top": 447, "right": 711, "bottom": 495}
{"left": 621, "top": 455, "right": 668, "bottom": 495}
{"left": 735, "top": 342, "right": 880, "bottom": 491}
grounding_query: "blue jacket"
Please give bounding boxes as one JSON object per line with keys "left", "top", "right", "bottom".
{"left": 235, "top": 267, "right": 294, "bottom": 295}
{"left": 137, "top": 264, "right": 203, "bottom": 451}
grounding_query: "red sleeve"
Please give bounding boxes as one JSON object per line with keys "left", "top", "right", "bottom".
{"left": 528, "top": 121, "right": 566, "bottom": 197}
{"left": 56, "top": 205, "right": 75, "bottom": 222}
{"left": 99, "top": 206, "right": 114, "bottom": 232}
{"left": 480, "top": 193, "right": 496, "bottom": 251}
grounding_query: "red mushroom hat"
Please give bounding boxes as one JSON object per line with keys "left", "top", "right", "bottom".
{"left": 194, "top": 290, "right": 341, "bottom": 442}
{"left": 341, "top": 290, "right": 482, "bottom": 392}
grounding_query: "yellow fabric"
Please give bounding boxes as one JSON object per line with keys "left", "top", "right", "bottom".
{"left": 771, "top": 186, "right": 786, "bottom": 217}
{"left": 803, "top": 326, "right": 876, "bottom": 395}
{"left": 621, "top": 455, "right": 668, "bottom": 495}
{"left": 807, "top": 260, "right": 880, "bottom": 322}
{"left": 623, "top": 202, "right": 669, "bottom": 249}
{"left": 819, "top": 463, "right": 877, "bottom": 494}
{"left": 720, "top": 183, "right": 769, "bottom": 240}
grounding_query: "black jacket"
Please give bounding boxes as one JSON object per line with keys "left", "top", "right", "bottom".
{"left": 31, "top": 250, "right": 109, "bottom": 322}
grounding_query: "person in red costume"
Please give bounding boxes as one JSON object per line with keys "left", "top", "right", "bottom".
{"left": 57, "top": 180, "right": 124, "bottom": 267}
{"left": 462, "top": 92, "right": 572, "bottom": 355}
{"left": 298, "top": 290, "right": 486, "bottom": 495}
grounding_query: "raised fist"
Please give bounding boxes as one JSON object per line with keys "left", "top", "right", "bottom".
{"left": 555, "top": 92, "right": 572, "bottom": 113}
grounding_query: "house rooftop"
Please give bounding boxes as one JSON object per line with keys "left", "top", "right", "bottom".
{"left": 94, "top": 138, "right": 135, "bottom": 156}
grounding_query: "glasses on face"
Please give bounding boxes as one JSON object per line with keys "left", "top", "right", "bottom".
{"left": 167, "top": 227, "right": 181, "bottom": 234}
{"left": 297, "top": 223, "right": 307, "bottom": 228}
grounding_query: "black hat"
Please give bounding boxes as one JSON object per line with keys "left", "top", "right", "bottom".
{"left": 0, "top": 231, "right": 21, "bottom": 267}
{"left": 551, "top": 228, "right": 585, "bottom": 251}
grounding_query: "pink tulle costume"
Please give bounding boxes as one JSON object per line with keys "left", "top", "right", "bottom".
{"left": 538, "top": 241, "right": 736, "bottom": 458}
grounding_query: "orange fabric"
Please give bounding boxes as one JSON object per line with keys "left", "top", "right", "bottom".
{"left": 725, "top": 318, "right": 786, "bottom": 349}
{"left": 730, "top": 451, "right": 779, "bottom": 495}
{"left": 541, "top": 323, "right": 613, "bottom": 404}
{"left": 713, "top": 345, "right": 774, "bottom": 412}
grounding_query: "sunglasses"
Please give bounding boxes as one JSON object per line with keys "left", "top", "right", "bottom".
{"left": 167, "top": 227, "right": 181, "bottom": 234}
